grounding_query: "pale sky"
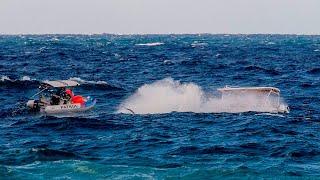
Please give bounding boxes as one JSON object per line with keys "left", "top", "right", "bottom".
{"left": 0, "top": 0, "right": 319, "bottom": 34}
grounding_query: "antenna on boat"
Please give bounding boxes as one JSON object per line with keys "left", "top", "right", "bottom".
{"left": 30, "top": 87, "right": 47, "bottom": 99}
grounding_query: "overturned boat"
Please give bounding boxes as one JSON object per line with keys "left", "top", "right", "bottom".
{"left": 217, "top": 86, "right": 289, "bottom": 113}
{"left": 27, "top": 80, "right": 96, "bottom": 114}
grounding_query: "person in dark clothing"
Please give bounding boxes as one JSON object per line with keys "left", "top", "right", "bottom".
{"left": 50, "top": 87, "right": 65, "bottom": 105}
{"left": 51, "top": 94, "right": 60, "bottom": 105}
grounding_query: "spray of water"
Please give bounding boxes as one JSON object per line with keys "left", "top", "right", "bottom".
{"left": 117, "top": 78, "right": 287, "bottom": 114}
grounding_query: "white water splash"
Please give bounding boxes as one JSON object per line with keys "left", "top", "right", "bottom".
{"left": 135, "top": 42, "right": 164, "bottom": 47}
{"left": 117, "top": 78, "right": 287, "bottom": 114}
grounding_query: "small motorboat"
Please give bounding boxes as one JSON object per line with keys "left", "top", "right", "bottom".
{"left": 26, "top": 80, "right": 96, "bottom": 114}
{"left": 217, "top": 86, "right": 289, "bottom": 113}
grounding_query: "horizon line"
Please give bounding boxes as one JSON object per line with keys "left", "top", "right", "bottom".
{"left": 1, "top": 32, "right": 320, "bottom": 36}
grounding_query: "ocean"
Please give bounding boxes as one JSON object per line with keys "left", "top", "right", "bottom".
{"left": 1, "top": 34, "right": 320, "bottom": 179}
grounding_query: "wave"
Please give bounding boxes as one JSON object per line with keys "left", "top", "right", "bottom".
{"left": 1, "top": 75, "right": 10, "bottom": 81}
{"left": 30, "top": 147, "right": 78, "bottom": 161}
{"left": 0, "top": 76, "right": 123, "bottom": 90}
{"left": 307, "top": 68, "right": 320, "bottom": 75}
{"left": 0, "top": 75, "right": 35, "bottom": 82}
{"left": 117, "top": 78, "right": 287, "bottom": 114}
{"left": 243, "top": 65, "right": 280, "bottom": 75}
{"left": 68, "top": 77, "right": 124, "bottom": 90}
{"left": 135, "top": 42, "right": 164, "bottom": 47}
{"left": 170, "top": 145, "right": 236, "bottom": 156}
{"left": 24, "top": 116, "right": 134, "bottom": 131}
{"left": 68, "top": 77, "right": 108, "bottom": 85}
{"left": 191, "top": 41, "right": 208, "bottom": 47}
{"left": 0, "top": 75, "right": 39, "bottom": 89}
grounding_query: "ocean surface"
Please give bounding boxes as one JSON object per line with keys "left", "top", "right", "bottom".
{"left": 1, "top": 34, "right": 320, "bottom": 179}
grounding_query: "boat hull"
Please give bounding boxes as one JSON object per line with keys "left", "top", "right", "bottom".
{"left": 27, "top": 98, "right": 96, "bottom": 114}
{"left": 42, "top": 99, "right": 96, "bottom": 114}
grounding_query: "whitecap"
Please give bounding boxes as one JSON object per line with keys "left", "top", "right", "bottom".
{"left": 135, "top": 42, "right": 164, "bottom": 46}
{"left": 69, "top": 77, "right": 108, "bottom": 85}
{"left": 1, "top": 75, "right": 34, "bottom": 81}
{"left": 52, "top": 37, "right": 59, "bottom": 41}
{"left": 1, "top": 75, "right": 11, "bottom": 81}
{"left": 266, "top": 42, "right": 276, "bottom": 45}
{"left": 163, "top": 60, "right": 173, "bottom": 65}
{"left": 21, "top": 76, "right": 31, "bottom": 81}
{"left": 215, "top": 53, "right": 222, "bottom": 58}
{"left": 191, "top": 41, "right": 208, "bottom": 47}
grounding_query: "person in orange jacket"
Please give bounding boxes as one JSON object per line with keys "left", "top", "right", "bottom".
{"left": 66, "top": 88, "right": 85, "bottom": 104}
{"left": 65, "top": 89, "right": 74, "bottom": 98}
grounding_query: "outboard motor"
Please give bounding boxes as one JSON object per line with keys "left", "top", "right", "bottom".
{"left": 26, "top": 100, "right": 35, "bottom": 109}
{"left": 26, "top": 100, "right": 40, "bottom": 111}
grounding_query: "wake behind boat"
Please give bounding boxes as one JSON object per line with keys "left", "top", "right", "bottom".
{"left": 26, "top": 80, "right": 96, "bottom": 114}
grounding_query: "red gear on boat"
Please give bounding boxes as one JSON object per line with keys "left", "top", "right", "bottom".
{"left": 65, "top": 89, "right": 74, "bottom": 97}
{"left": 72, "top": 95, "right": 85, "bottom": 104}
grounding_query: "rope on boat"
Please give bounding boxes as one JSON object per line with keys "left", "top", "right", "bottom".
{"left": 124, "top": 107, "right": 135, "bottom": 114}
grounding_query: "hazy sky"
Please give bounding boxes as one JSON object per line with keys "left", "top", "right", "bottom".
{"left": 1, "top": 0, "right": 319, "bottom": 34}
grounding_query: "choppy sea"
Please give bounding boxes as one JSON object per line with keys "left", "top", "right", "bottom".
{"left": 1, "top": 34, "right": 320, "bottom": 179}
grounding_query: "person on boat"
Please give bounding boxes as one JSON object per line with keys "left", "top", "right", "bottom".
{"left": 57, "top": 87, "right": 66, "bottom": 97}
{"left": 60, "top": 88, "right": 73, "bottom": 104}
{"left": 65, "top": 88, "right": 85, "bottom": 105}
{"left": 65, "top": 89, "right": 74, "bottom": 99}
{"left": 51, "top": 87, "right": 65, "bottom": 105}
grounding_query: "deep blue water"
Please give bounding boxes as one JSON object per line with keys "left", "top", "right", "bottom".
{"left": 1, "top": 34, "right": 320, "bottom": 179}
